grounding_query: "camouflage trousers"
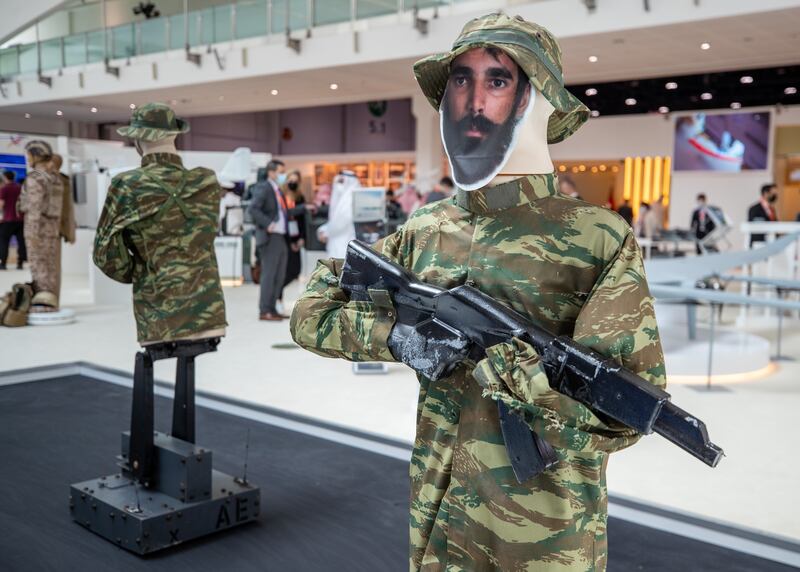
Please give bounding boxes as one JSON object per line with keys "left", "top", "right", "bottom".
{"left": 24, "top": 216, "right": 61, "bottom": 304}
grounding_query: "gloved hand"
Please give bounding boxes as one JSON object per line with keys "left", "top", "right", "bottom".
{"left": 388, "top": 319, "right": 471, "bottom": 381}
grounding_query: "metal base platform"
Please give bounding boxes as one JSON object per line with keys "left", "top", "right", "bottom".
{"left": 70, "top": 470, "right": 259, "bottom": 555}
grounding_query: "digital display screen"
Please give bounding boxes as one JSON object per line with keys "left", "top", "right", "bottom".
{"left": 673, "top": 111, "right": 770, "bottom": 172}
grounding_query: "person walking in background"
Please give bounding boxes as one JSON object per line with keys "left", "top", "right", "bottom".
{"left": 690, "top": 193, "right": 715, "bottom": 253}
{"left": 396, "top": 184, "right": 421, "bottom": 215}
{"left": 247, "top": 159, "right": 289, "bottom": 321}
{"left": 0, "top": 171, "right": 26, "bottom": 270}
{"left": 617, "top": 199, "right": 633, "bottom": 226}
{"left": 424, "top": 176, "right": 455, "bottom": 204}
{"left": 747, "top": 183, "right": 778, "bottom": 245}
{"left": 280, "top": 170, "right": 315, "bottom": 301}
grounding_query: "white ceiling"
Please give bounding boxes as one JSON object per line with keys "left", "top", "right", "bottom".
{"left": 4, "top": 6, "right": 800, "bottom": 124}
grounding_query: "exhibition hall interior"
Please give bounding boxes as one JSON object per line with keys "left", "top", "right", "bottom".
{"left": 1, "top": 0, "right": 799, "bottom": 570}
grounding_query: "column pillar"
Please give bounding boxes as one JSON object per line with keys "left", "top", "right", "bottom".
{"left": 412, "top": 92, "right": 444, "bottom": 194}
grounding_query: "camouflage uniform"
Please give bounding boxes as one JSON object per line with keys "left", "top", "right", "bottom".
{"left": 291, "top": 14, "right": 665, "bottom": 572}
{"left": 20, "top": 167, "right": 63, "bottom": 302}
{"left": 94, "top": 104, "right": 227, "bottom": 344}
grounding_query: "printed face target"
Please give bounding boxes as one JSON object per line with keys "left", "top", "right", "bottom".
{"left": 440, "top": 47, "right": 534, "bottom": 191}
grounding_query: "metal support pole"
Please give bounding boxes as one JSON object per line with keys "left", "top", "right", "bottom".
{"left": 268, "top": 0, "right": 273, "bottom": 36}
{"left": 84, "top": 31, "right": 88, "bottom": 64}
{"left": 35, "top": 21, "right": 41, "bottom": 74}
{"left": 772, "top": 288, "right": 794, "bottom": 361}
{"left": 129, "top": 351, "right": 155, "bottom": 485}
{"left": 172, "top": 356, "right": 196, "bottom": 443}
{"left": 706, "top": 303, "right": 716, "bottom": 389}
{"left": 231, "top": 4, "right": 237, "bottom": 41}
{"left": 60, "top": 36, "right": 65, "bottom": 69}
{"left": 285, "top": 0, "right": 290, "bottom": 34}
{"left": 102, "top": 0, "right": 108, "bottom": 60}
{"left": 184, "top": 0, "right": 190, "bottom": 49}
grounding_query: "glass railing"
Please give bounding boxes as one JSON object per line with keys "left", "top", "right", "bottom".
{"left": 0, "top": 0, "right": 467, "bottom": 78}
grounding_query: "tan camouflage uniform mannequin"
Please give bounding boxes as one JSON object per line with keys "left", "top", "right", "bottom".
{"left": 291, "top": 13, "right": 666, "bottom": 572}
{"left": 19, "top": 140, "right": 63, "bottom": 311}
{"left": 94, "top": 103, "right": 227, "bottom": 344}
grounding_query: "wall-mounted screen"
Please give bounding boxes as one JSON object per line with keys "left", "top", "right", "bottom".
{"left": 673, "top": 111, "right": 771, "bottom": 172}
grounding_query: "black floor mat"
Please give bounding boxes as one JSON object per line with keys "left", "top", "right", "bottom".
{"left": 0, "top": 375, "right": 793, "bottom": 572}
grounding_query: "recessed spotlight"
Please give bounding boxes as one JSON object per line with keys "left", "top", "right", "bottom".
{"left": 329, "top": 83, "right": 339, "bottom": 90}
{"left": 56, "top": 110, "right": 63, "bottom": 116}
{"left": 591, "top": 166, "right": 598, "bottom": 173}
{"left": 740, "top": 76, "right": 754, "bottom": 84}
{"left": 270, "top": 89, "right": 279, "bottom": 95}
{"left": 658, "top": 106, "right": 669, "bottom": 113}
{"left": 218, "top": 95, "right": 225, "bottom": 101}
{"left": 585, "top": 88, "right": 597, "bottom": 96}
{"left": 700, "top": 42, "right": 711, "bottom": 50}
{"left": 90, "top": 106, "right": 98, "bottom": 113}
{"left": 785, "top": 87, "right": 798, "bottom": 95}
{"left": 730, "top": 102, "right": 742, "bottom": 109}
{"left": 625, "top": 98, "right": 637, "bottom": 106}
{"left": 599, "top": 165, "right": 607, "bottom": 172}
{"left": 665, "top": 81, "right": 678, "bottom": 90}
{"left": 24, "top": 113, "right": 31, "bottom": 119}
{"left": 701, "top": 92, "right": 713, "bottom": 100}
{"left": 558, "top": 165, "right": 567, "bottom": 172}
{"left": 579, "top": 165, "right": 586, "bottom": 172}
{"left": 590, "top": 110, "right": 600, "bottom": 118}
{"left": 588, "top": 55, "right": 598, "bottom": 63}
{"left": 129, "top": 103, "right": 136, "bottom": 110}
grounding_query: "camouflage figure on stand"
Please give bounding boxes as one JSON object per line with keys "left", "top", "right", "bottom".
{"left": 19, "top": 140, "right": 63, "bottom": 312}
{"left": 94, "top": 103, "right": 227, "bottom": 343}
{"left": 291, "top": 13, "right": 665, "bottom": 572}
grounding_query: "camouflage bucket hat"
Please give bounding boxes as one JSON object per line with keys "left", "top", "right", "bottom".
{"left": 413, "top": 12, "right": 589, "bottom": 144}
{"left": 24, "top": 140, "right": 53, "bottom": 160}
{"left": 116, "top": 102, "right": 190, "bottom": 141}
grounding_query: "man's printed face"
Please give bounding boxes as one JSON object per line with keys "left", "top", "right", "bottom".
{"left": 441, "top": 47, "right": 532, "bottom": 190}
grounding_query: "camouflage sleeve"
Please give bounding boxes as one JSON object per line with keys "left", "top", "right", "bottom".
{"left": 289, "top": 233, "right": 402, "bottom": 362}
{"left": 93, "top": 178, "right": 135, "bottom": 284}
{"left": 472, "top": 230, "right": 666, "bottom": 454}
{"left": 19, "top": 175, "right": 46, "bottom": 224}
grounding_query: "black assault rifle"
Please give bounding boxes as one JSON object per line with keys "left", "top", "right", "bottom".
{"left": 339, "top": 240, "right": 724, "bottom": 482}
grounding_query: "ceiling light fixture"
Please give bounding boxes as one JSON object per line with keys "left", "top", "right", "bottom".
{"left": 270, "top": 89, "right": 278, "bottom": 95}
{"left": 740, "top": 76, "right": 754, "bottom": 84}
{"left": 585, "top": 88, "right": 597, "bottom": 96}
{"left": 730, "top": 102, "right": 742, "bottom": 109}
{"left": 588, "top": 55, "right": 598, "bottom": 63}
{"left": 56, "top": 110, "right": 63, "bottom": 116}
{"left": 785, "top": 87, "right": 797, "bottom": 95}
{"left": 90, "top": 107, "right": 98, "bottom": 113}
{"left": 665, "top": 81, "right": 678, "bottom": 90}
{"left": 658, "top": 106, "right": 669, "bottom": 113}
{"left": 218, "top": 95, "right": 225, "bottom": 101}
{"left": 129, "top": 103, "right": 136, "bottom": 110}
{"left": 701, "top": 92, "right": 713, "bottom": 100}
{"left": 24, "top": 113, "right": 31, "bottom": 119}
{"left": 329, "top": 83, "right": 339, "bottom": 90}
{"left": 590, "top": 110, "right": 600, "bottom": 117}
{"left": 625, "top": 98, "right": 637, "bottom": 106}
{"left": 700, "top": 42, "right": 711, "bottom": 50}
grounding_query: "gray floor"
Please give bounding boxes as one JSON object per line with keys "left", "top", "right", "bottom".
{"left": 0, "top": 375, "right": 794, "bottom": 571}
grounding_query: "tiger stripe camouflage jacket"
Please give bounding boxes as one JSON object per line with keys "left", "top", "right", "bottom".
{"left": 94, "top": 153, "right": 227, "bottom": 344}
{"left": 290, "top": 173, "right": 666, "bottom": 572}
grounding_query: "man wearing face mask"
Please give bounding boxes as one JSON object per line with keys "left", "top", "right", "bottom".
{"left": 94, "top": 103, "right": 227, "bottom": 344}
{"left": 292, "top": 12, "right": 665, "bottom": 571}
{"left": 747, "top": 183, "right": 779, "bottom": 245}
{"left": 247, "top": 159, "right": 291, "bottom": 321}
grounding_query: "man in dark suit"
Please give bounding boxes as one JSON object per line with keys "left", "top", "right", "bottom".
{"left": 247, "top": 159, "right": 288, "bottom": 321}
{"left": 747, "top": 183, "right": 778, "bottom": 245}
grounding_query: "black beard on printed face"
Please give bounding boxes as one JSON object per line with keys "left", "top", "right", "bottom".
{"left": 442, "top": 106, "right": 522, "bottom": 187}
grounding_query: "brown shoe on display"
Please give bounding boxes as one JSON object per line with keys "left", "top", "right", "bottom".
{"left": 259, "top": 313, "right": 283, "bottom": 321}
